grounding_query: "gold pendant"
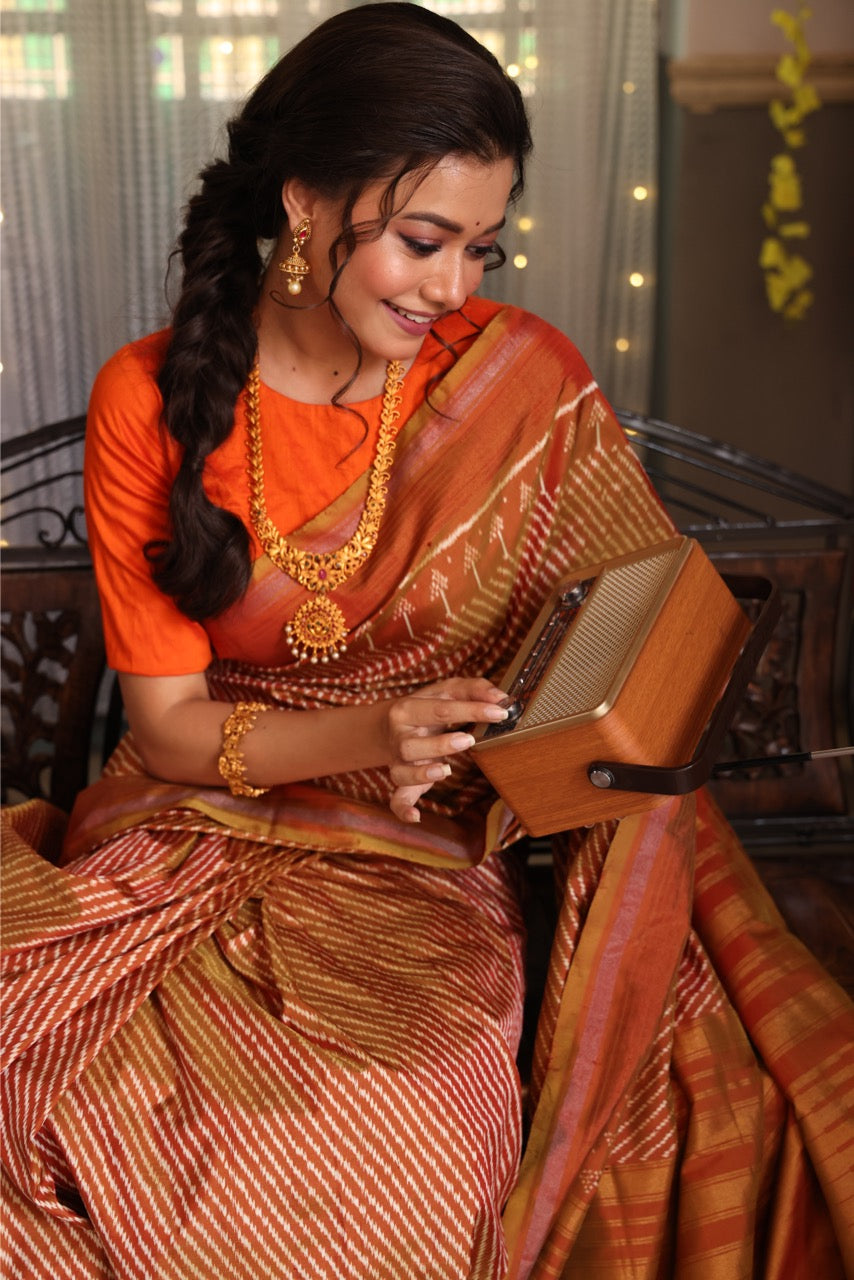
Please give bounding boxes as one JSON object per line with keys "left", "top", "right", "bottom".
{"left": 284, "top": 596, "right": 349, "bottom": 663}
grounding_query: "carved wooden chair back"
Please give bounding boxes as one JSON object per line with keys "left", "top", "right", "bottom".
{"left": 616, "top": 409, "right": 854, "bottom": 852}
{"left": 1, "top": 415, "right": 116, "bottom": 814}
{"left": 2, "top": 564, "right": 106, "bottom": 813}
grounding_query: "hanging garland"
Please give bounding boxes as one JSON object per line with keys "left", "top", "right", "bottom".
{"left": 759, "top": 5, "right": 821, "bottom": 320}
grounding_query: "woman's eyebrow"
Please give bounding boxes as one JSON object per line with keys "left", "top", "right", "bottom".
{"left": 400, "top": 212, "right": 507, "bottom": 235}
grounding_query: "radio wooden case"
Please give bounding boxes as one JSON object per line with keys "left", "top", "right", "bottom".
{"left": 471, "top": 536, "right": 753, "bottom": 834}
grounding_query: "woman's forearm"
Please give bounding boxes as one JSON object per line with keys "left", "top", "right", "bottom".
{"left": 117, "top": 672, "right": 505, "bottom": 813}
{"left": 119, "top": 677, "right": 392, "bottom": 788}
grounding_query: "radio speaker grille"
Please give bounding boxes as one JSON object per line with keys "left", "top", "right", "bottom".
{"left": 523, "top": 545, "right": 683, "bottom": 727}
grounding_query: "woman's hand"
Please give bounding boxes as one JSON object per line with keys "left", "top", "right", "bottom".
{"left": 384, "top": 677, "right": 508, "bottom": 823}
{"left": 118, "top": 670, "right": 507, "bottom": 816}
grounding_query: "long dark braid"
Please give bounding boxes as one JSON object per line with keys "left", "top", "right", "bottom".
{"left": 147, "top": 2, "right": 532, "bottom": 622}
{"left": 146, "top": 134, "right": 284, "bottom": 618}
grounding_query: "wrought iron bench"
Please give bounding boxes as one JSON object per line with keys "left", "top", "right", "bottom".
{"left": 2, "top": 410, "right": 853, "bottom": 850}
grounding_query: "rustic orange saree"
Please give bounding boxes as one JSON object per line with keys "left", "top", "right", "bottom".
{"left": 2, "top": 304, "right": 853, "bottom": 1278}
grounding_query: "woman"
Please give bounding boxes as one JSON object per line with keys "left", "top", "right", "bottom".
{"left": 2, "top": 5, "right": 852, "bottom": 1278}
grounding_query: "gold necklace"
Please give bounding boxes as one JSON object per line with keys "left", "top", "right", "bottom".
{"left": 245, "top": 358, "right": 405, "bottom": 662}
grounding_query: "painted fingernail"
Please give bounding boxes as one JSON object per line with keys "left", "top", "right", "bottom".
{"left": 450, "top": 733, "right": 476, "bottom": 751}
{"left": 426, "top": 763, "right": 452, "bottom": 781}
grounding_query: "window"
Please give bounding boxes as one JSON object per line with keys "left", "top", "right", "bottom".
{"left": 0, "top": 0, "right": 69, "bottom": 99}
{"left": 419, "top": 0, "right": 538, "bottom": 100}
{"left": 198, "top": 34, "right": 280, "bottom": 99}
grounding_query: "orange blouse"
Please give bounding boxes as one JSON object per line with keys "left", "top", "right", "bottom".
{"left": 84, "top": 296, "right": 501, "bottom": 676}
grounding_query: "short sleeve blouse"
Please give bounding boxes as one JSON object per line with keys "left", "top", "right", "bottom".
{"left": 84, "top": 296, "right": 501, "bottom": 676}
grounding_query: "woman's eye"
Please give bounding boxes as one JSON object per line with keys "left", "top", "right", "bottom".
{"left": 401, "top": 236, "right": 439, "bottom": 256}
{"left": 399, "top": 235, "right": 498, "bottom": 262}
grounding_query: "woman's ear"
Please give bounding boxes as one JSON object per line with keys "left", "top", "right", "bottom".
{"left": 280, "top": 178, "right": 316, "bottom": 229}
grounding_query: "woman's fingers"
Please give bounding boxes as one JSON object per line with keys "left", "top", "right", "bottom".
{"left": 389, "top": 695, "right": 508, "bottom": 741}
{"left": 393, "top": 729, "right": 477, "bottom": 766}
{"left": 390, "top": 781, "right": 433, "bottom": 824}
{"left": 408, "top": 675, "right": 504, "bottom": 702}
{"left": 388, "top": 759, "right": 452, "bottom": 787}
{"left": 396, "top": 691, "right": 504, "bottom": 732}
{"left": 385, "top": 677, "right": 508, "bottom": 823}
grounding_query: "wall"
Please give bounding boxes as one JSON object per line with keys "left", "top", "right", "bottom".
{"left": 678, "top": 0, "right": 853, "bottom": 57}
{"left": 655, "top": 0, "right": 854, "bottom": 495}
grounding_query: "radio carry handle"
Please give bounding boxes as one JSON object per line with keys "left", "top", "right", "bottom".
{"left": 586, "top": 574, "right": 781, "bottom": 796}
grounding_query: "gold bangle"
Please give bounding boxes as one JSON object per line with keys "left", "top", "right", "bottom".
{"left": 217, "top": 701, "right": 271, "bottom": 798}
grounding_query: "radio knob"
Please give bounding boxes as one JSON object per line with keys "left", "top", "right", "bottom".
{"left": 562, "top": 583, "right": 588, "bottom": 607}
{"left": 502, "top": 700, "right": 523, "bottom": 727}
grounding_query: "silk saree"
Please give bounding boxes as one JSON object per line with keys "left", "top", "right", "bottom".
{"left": 3, "top": 304, "right": 853, "bottom": 1278}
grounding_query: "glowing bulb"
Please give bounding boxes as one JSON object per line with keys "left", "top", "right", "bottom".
{"left": 615, "top": 338, "right": 630, "bottom": 352}
{"left": 629, "top": 272, "right": 645, "bottom": 288}
{"left": 632, "top": 185, "right": 649, "bottom": 201}
{"left": 506, "top": 64, "right": 520, "bottom": 78}
{"left": 219, "top": 41, "right": 234, "bottom": 55}
{"left": 622, "top": 80, "right": 636, "bottom": 95}
{"left": 513, "top": 254, "right": 528, "bottom": 270}
{"left": 517, "top": 216, "right": 534, "bottom": 233}
{"left": 524, "top": 56, "right": 538, "bottom": 70}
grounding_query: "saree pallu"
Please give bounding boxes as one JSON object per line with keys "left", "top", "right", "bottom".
{"left": 2, "top": 305, "right": 853, "bottom": 1277}
{"left": 505, "top": 792, "right": 854, "bottom": 1279}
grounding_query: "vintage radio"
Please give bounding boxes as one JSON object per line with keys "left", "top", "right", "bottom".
{"left": 471, "top": 536, "right": 778, "bottom": 835}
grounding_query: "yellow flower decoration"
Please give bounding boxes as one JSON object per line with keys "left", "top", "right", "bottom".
{"left": 768, "top": 154, "right": 802, "bottom": 210}
{"left": 760, "top": 5, "right": 821, "bottom": 319}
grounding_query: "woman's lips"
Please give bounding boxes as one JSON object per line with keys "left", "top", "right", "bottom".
{"left": 384, "top": 301, "right": 440, "bottom": 336}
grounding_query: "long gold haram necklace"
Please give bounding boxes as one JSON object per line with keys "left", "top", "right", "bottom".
{"left": 245, "top": 358, "right": 405, "bottom": 663}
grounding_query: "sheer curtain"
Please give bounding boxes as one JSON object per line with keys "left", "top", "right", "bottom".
{"left": 0, "top": 0, "right": 658, "bottom": 440}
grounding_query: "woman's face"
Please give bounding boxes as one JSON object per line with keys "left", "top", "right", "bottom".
{"left": 299, "top": 154, "right": 515, "bottom": 369}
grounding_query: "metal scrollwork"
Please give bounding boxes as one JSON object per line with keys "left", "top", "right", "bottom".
{"left": 1, "top": 417, "right": 88, "bottom": 553}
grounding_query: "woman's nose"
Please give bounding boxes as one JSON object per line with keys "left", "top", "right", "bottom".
{"left": 422, "top": 254, "right": 469, "bottom": 311}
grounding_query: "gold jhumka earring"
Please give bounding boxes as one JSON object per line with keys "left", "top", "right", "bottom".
{"left": 277, "top": 218, "right": 312, "bottom": 295}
